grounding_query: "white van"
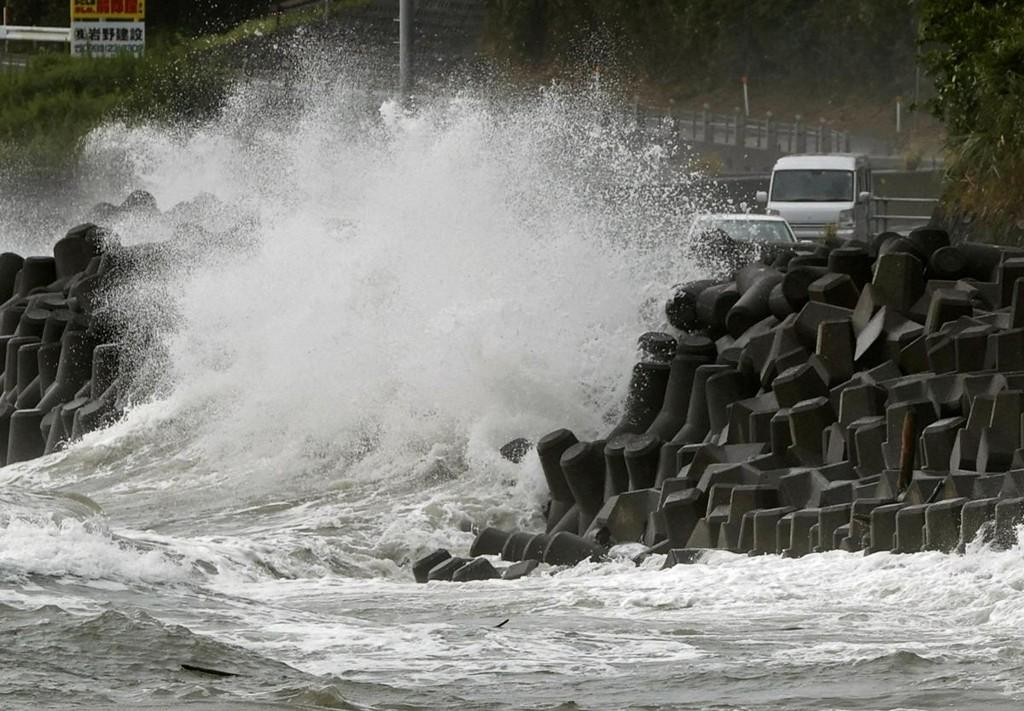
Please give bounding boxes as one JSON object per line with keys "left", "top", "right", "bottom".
{"left": 756, "top": 154, "right": 872, "bottom": 241}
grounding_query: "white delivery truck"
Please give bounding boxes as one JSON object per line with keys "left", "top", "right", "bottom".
{"left": 756, "top": 154, "right": 873, "bottom": 241}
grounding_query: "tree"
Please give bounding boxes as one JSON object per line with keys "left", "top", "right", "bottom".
{"left": 919, "top": 0, "right": 1024, "bottom": 227}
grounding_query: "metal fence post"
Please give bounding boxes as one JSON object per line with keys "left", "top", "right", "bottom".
{"left": 701, "top": 104, "right": 710, "bottom": 144}
{"left": 399, "top": 0, "right": 414, "bottom": 101}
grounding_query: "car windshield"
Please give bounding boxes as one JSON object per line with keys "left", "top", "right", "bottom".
{"left": 697, "top": 218, "right": 795, "bottom": 244}
{"left": 771, "top": 169, "right": 854, "bottom": 202}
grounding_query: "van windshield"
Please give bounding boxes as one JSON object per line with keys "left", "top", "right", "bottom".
{"left": 771, "top": 169, "right": 854, "bottom": 202}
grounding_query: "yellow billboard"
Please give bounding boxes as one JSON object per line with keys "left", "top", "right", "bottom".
{"left": 71, "top": 0, "right": 146, "bottom": 22}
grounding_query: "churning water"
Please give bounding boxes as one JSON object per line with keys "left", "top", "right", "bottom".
{"left": 2, "top": 50, "right": 1024, "bottom": 711}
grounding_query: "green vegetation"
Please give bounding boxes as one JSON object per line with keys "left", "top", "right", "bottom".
{"left": 919, "top": 0, "right": 1024, "bottom": 232}
{"left": 0, "top": 1, "right": 364, "bottom": 183}
{"left": 0, "top": 45, "right": 230, "bottom": 178}
{"left": 486, "top": 0, "right": 918, "bottom": 95}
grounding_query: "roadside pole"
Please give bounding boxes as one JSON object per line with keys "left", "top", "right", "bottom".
{"left": 399, "top": 0, "right": 413, "bottom": 103}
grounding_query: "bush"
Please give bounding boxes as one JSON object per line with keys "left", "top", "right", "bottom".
{"left": 919, "top": 0, "right": 1024, "bottom": 230}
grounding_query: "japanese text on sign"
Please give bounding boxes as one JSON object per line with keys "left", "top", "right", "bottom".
{"left": 71, "top": 0, "right": 146, "bottom": 21}
{"left": 72, "top": 21, "right": 145, "bottom": 57}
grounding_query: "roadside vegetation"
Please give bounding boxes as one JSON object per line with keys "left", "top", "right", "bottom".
{"left": 0, "top": 0, "right": 363, "bottom": 184}
{"left": 919, "top": 0, "right": 1024, "bottom": 234}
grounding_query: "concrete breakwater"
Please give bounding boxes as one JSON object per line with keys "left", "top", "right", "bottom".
{"left": 417, "top": 227, "right": 1024, "bottom": 582}
{"left": 0, "top": 210, "right": 141, "bottom": 465}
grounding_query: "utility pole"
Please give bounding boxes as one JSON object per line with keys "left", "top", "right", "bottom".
{"left": 398, "top": 0, "right": 414, "bottom": 102}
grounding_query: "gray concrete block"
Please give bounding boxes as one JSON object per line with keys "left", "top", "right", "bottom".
{"left": 818, "top": 503, "right": 852, "bottom": 552}
{"left": 751, "top": 506, "right": 796, "bottom": 555}
{"left": 624, "top": 433, "right": 662, "bottom": 491}
{"left": 839, "top": 383, "right": 887, "bottom": 427}
{"left": 669, "top": 364, "right": 730, "bottom": 448}
{"left": 795, "top": 302, "right": 855, "bottom": 351}
{"left": 809, "top": 272, "right": 860, "bottom": 309}
{"left": 998, "top": 258, "right": 1024, "bottom": 308}
{"left": 666, "top": 279, "right": 716, "bottom": 330}
{"left": 867, "top": 503, "right": 905, "bottom": 553}
{"left": 894, "top": 504, "right": 928, "bottom": 553}
{"left": 994, "top": 497, "right": 1024, "bottom": 548}
{"left": 782, "top": 508, "right": 819, "bottom": 557}
{"left": 925, "top": 289, "right": 974, "bottom": 335}
{"left": 926, "top": 333, "right": 957, "bottom": 374}
{"left": 470, "top": 527, "right": 512, "bottom": 557}
{"left": 824, "top": 422, "right": 846, "bottom": 464}
{"left": 1000, "top": 469, "right": 1024, "bottom": 498}
{"left": 608, "top": 362, "right": 671, "bottom": 438}
{"left": 542, "top": 532, "right": 605, "bottom": 565}
{"left": 770, "top": 409, "right": 793, "bottom": 455}
{"left": 589, "top": 488, "right": 661, "bottom": 545}
{"left": 662, "top": 548, "right": 707, "bottom": 568}
{"left": 929, "top": 245, "right": 968, "bottom": 280}
{"left": 954, "top": 325, "right": 994, "bottom": 373}
{"left": 815, "top": 319, "right": 856, "bottom": 384}
{"left": 904, "top": 474, "right": 946, "bottom": 505}
{"left": 500, "top": 531, "right": 536, "bottom": 562}
{"left": 603, "top": 434, "right": 633, "bottom": 499}
{"left": 899, "top": 334, "right": 931, "bottom": 375}
{"left": 523, "top": 534, "right": 550, "bottom": 562}
{"left": 941, "top": 473, "right": 977, "bottom": 500}
{"left": 560, "top": 440, "right": 608, "bottom": 531}
{"left": 972, "top": 473, "right": 1004, "bottom": 499}
{"left": 782, "top": 265, "right": 829, "bottom": 312}
{"left": 452, "top": 558, "right": 501, "bottom": 582}
{"left": 993, "top": 329, "right": 1024, "bottom": 372}
{"left": 428, "top": 556, "right": 470, "bottom": 582}
{"left": 773, "top": 362, "right": 829, "bottom": 408}
{"left": 854, "top": 306, "right": 888, "bottom": 366}
{"left": 1013, "top": 276, "right": 1024, "bottom": 329}
{"left": 960, "top": 498, "right": 999, "bottom": 549}
{"left": 502, "top": 559, "right": 540, "bottom": 580}
{"left": 685, "top": 518, "right": 719, "bottom": 549}
{"left": 852, "top": 416, "right": 888, "bottom": 476}
{"left": 705, "top": 368, "right": 756, "bottom": 437}
{"left": 696, "top": 281, "right": 741, "bottom": 334}
{"left": 727, "top": 269, "right": 784, "bottom": 338}
{"left": 884, "top": 312, "right": 925, "bottom": 363}
{"left": 788, "top": 396, "right": 837, "bottom": 465}
{"left": 662, "top": 488, "right": 704, "bottom": 548}
{"left": 873, "top": 252, "right": 926, "bottom": 314}
{"left": 715, "top": 522, "right": 741, "bottom": 551}
{"left": 413, "top": 549, "right": 451, "bottom": 583}
{"left": 921, "top": 417, "right": 966, "bottom": 472}
{"left": 924, "top": 498, "right": 968, "bottom": 552}
{"left": 725, "top": 484, "right": 779, "bottom": 526}
{"left": 828, "top": 244, "right": 875, "bottom": 288}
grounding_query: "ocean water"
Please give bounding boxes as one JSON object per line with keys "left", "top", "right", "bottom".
{"left": 1, "top": 55, "right": 1024, "bottom": 711}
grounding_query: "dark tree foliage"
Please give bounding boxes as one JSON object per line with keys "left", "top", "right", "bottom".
{"left": 5, "top": 0, "right": 278, "bottom": 35}
{"left": 919, "top": 0, "right": 1024, "bottom": 226}
{"left": 486, "top": 0, "right": 918, "bottom": 92}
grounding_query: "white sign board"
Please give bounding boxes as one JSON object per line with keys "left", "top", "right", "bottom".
{"left": 71, "top": 20, "right": 144, "bottom": 57}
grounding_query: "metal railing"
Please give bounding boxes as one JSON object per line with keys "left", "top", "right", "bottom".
{"left": 636, "top": 105, "right": 852, "bottom": 155}
{"left": 870, "top": 196, "right": 939, "bottom": 234}
{"left": 0, "top": 25, "right": 71, "bottom": 43}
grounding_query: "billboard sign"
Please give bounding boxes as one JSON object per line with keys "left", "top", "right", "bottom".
{"left": 71, "top": 1, "right": 146, "bottom": 21}
{"left": 71, "top": 20, "right": 145, "bottom": 57}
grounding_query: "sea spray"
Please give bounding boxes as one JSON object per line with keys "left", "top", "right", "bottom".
{"left": 34, "top": 52, "right": 720, "bottom": 563}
